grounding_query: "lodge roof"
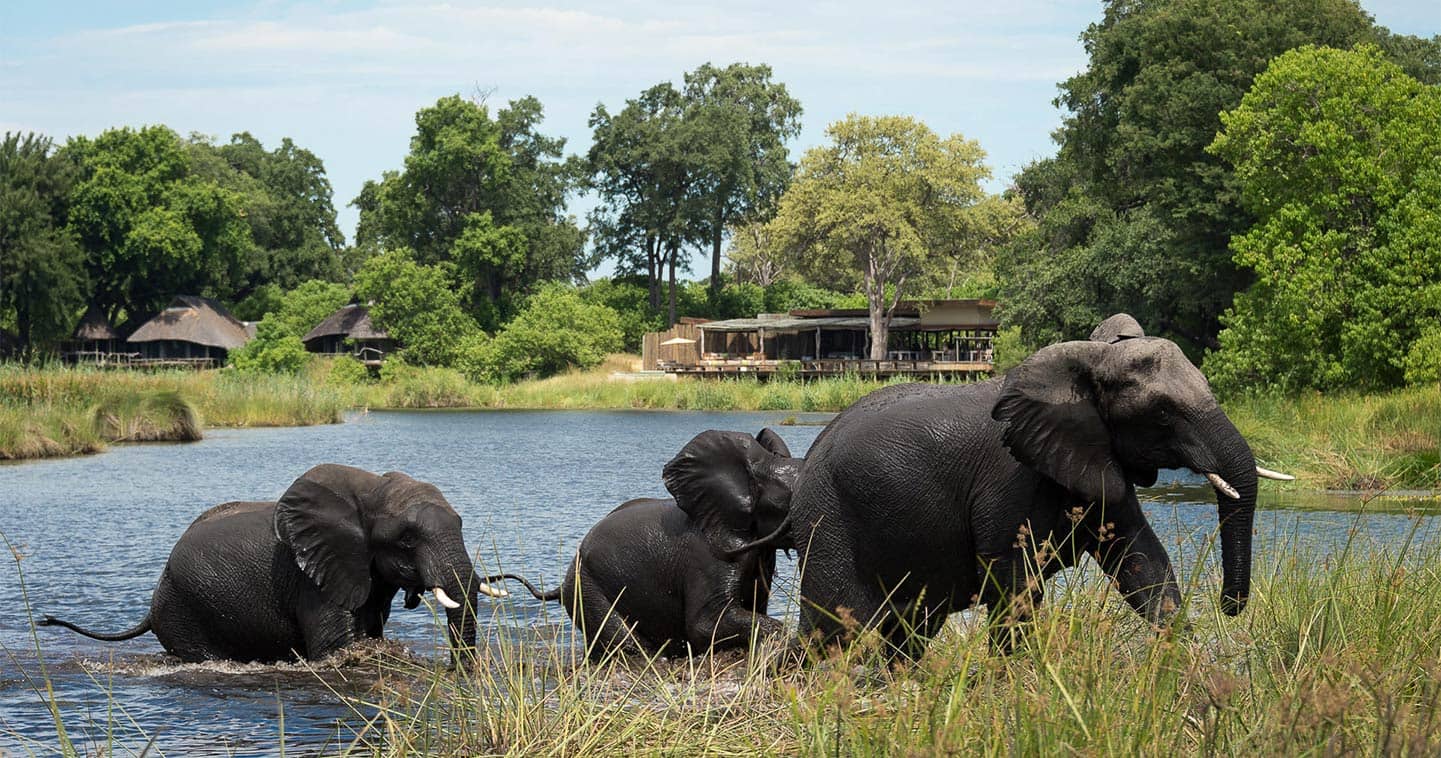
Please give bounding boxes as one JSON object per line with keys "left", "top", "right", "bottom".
{"left": 126, "top": 296, "right": 252, "bottom": 350}
{"left": 302, "top": 304, "right": 389, "bottom": 343}
{"left": 72, "top": 305, "right": 120, "bottom": 341}
{"left": 698, "top": 316, "right": 921, "bottom": 333}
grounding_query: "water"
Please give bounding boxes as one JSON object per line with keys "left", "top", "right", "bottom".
{"left": 0, "top": 410, "right": 1435, "bottom": 755}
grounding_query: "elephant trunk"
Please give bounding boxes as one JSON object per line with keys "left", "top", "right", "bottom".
{"left": 424, "top": 545, "right": 479, "bottom": 655}
{"left": 1198, "top": 408, "right": 1258, "bottom": 616}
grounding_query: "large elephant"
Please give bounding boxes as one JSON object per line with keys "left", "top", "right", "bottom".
{"left": 496, "top": 429, "right": 800, "bottom": 659}
{"left": 41, "top": 464, "right": 506, "bottom": 662}
{"left": 789, "top": 315, "right": 1292, "bottom": 660}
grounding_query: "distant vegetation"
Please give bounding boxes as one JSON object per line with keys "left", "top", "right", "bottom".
{"left": 2, "top": 0, "right": 1439, "bottom": 395}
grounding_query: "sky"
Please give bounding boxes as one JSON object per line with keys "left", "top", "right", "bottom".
{"left": 3, "top": 0, "right": 1437, "bottom": 277}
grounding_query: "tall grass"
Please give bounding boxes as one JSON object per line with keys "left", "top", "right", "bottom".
{"left": 0, "top": 365, "right": 347, "bottom": 460}
{"left": 1225, "top": 385, "right": 1441, "bottom": 491}
{"left": 349, "top": 522, "right": 1441, "bottom": 755}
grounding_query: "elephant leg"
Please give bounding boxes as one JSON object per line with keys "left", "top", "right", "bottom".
{"left": 880, "top": 595, "right": 951, "bottom": 663}
{"left": 1092, "top": 519, "right": 1181, "bottom": 626}
{"left": 298, "top": 597, "right": 358, "bottom": 660}
{"left": 979, "top": 554, "right": 1045, "bottom": 654}
{"left": 571, "top": 577, "right": 651, "bottom": 661}
{"left": 687, "top": 599, "right": 785, "bottom": 653}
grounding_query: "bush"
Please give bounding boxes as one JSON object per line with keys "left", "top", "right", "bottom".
{"left": 1405, "top": 328, "right": 1441, "bottom": 386}
{"left": 990, "top": 325, "right": 1031, "bottom": 372}
{"left": 580, "top": 278, "right": 663, "bottom": 352}
{"left": 230, "top": 335, "right": 311, "bottom": 374}
{"left": 354, "top": 250, "right": 482, "bottom": 367}
{"left": 321, "top": 355, "right": 371, "bottom": 386}
{"left": 483, "top": 283, "right": 623, "bottom": 382}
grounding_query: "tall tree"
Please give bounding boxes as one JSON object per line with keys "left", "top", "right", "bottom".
{"left": 65, "top": 126, "right": 255, "bottom": 323}
{"left": 0, "top": 133, "right": 86, "bottom": 352}
{"left": 354, "top": 95, "right": 584, "bottom": 328}
{"left": 587, "top": 83, "right": 698, "bottom": 325}
{"left": 769, "top": 115, "right": 989, "bottom": 359}
{"left": 996, "top": 0, "right": 1433, "bottom": 352}
{"left": 1204, "top": 44, "right": 1441, "bottom": 393}
{"left": 681, "top": 63, "right": 802, "bottom": 296}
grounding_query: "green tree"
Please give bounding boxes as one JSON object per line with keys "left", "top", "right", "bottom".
{"left": 681, "top": 63, "right": 802, "bottom": 296}
{"left": 579, "top": 277, "right": 664, "bottom": 353}
{"left": 355, "top": 95, "right": 583, "bottom": 327}
{"left": 65, "top": 126, "right": 255, "bottom": 322}
{"left": 996, "top": 0, "right": 1431, "bottom": 352}
{"left": 769, "top": 115, "right": 989, "bottom": 359}
{"left": 1204, "top": 45, "right": 1441, "bottom": 393}
{"left": 352, "top": 250, "right": 481, "bottom": 367}
{"left": 587, "top": 83, "right": 696, "bottom": 325}
{"left": 483, "top": 283, "right": 623, "bottom": 382}
{"left": 0, "top": 132, "right": 86, "bottom": 353}
{"left": 228, "top": 279, "right": 350, "bottom": 373}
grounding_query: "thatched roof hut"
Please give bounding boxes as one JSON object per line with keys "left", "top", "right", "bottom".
{"left": 303, "top": 304, "right": 394, "bottom": 364}
{"left": 73, "top": 305, "right": 120, "bottom": 341}
{"left": 127, "top": 296, "right": 252, "bottom": 365}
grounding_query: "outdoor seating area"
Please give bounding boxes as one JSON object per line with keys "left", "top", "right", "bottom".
{"left": 643, "top": 299, "right": 1000, "bottom": 380}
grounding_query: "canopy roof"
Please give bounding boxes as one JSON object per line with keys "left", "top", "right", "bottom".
{"left": 126, "top": 296, "right": 252, "bottom": 350}
{"left": 697, "top": 316, "right": 919, "bottom": 333}
{"left": 302, "top": 303, "right": 389, "bottom": 343}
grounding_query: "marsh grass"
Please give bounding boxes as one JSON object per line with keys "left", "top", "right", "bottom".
{"left": 0, "top": 365, "right": 347, "bottom": 460}
{"left": 1226, "top": 385, "right": 1441, "bottom": 491}
{"left": 331, "top": 516, "right": 1441, "bottom": 756}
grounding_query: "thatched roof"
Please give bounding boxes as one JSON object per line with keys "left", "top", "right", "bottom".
{"left": 303, "top": 304, "right": 389, "bottom": 343}
{"left": 73, "top": 305, "right": 120, "bottom": 340}
{"left": 126, "top": 296, "right": 252, "bottom": 350}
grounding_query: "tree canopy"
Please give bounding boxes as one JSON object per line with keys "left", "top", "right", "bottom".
{"left": 995, "top": 0, "right": 1437, "bottom": 353}
{"left": 0, "top": 133, "right": 85, "bottom": 351}
{"left": 1204, "top": 44, "right": 1441, "bottom": 393}
{"left": 768, "top": 114, "right": 990, "bottom": 359}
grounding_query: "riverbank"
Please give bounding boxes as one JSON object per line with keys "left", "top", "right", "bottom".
{"left": 0, "top": 366, "right": 346, "bottom": 460}
{"left": 354, "top": 526, "right": 1441, "bottom": 754}
{"left": 2, "top": 363, "right": 1436, "bottom": 493}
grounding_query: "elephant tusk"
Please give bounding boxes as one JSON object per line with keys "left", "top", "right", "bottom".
{"left": 1256, "top": 466, "right": 1296, "bottom": 481}
{"left": 1206, "top": 473, "right": 1241, "bottom": 500}
{"left": 432, "top": 586, "right": 462, "bottom": 610}
{"left": 478, "top": 582, "right": 509, "bottom": 599}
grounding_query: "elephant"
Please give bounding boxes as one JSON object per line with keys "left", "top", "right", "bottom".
{"left": 788, "top": 315, "right": 1293, "bottom": 660}
{"left": 40, "top": 464, "right": 507, "bottom": 663}
{"left": 494, "top": 428, "right": 801, "bottom": 660}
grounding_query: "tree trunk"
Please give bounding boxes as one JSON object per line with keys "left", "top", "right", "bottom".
{"left": 709, "top": 205, "right": 724, "bottom": 298}
{"left": 866, "top": 259, "right": 887, "bottom": 360}
{"left": 667, "top": 241, "right": 678, "bottom": 327}
{"left": 647, "top": 235, "right": 660, "bottom": 310}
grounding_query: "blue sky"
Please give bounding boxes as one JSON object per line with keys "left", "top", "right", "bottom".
{"left": 3, "top": 1, "right": 1436, "bottom": 277}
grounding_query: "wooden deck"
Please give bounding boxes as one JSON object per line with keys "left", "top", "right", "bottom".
{"left": 661, "top": 358, "right": 993, "bottom": 379}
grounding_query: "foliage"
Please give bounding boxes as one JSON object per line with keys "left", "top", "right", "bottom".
{"left": 680, "top": 63, "right": 803, "bottom": 291}
{"left": 769, "top": 114, "right": 989, "bottom": 359}
{"left": 995, "top": 0, "right": 1423, "bottom": 353}
{"left": 353, "top": 250, "right": 482, "bottom": 367}
{"left": 1204, "top": 45, "right": 1441, "bottom": 394}
{"left": 1405, "top": 329, "right": 1441, "bottom": 386}
{"left": 318, "top": 355, "right": 371, "bottom": 386}
{"left": 990, "top": 325, "right": 1032, "bottom": 373}
{"left": 579, "top": 278, "right": 664, "bottom": 353}
{"left": 228, "top": 279, "right": 350, "bottom": 373}
{"left": 0, "top": 132, "right": 85, "bottom": 352}
{"left": 482, "top": 284, "right": 623, "bottom": 382}
{"left": 354, "top": 95, "right": 584, "bottom": 327}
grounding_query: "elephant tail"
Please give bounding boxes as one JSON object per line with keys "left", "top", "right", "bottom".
{"left": 39, "top": 613, "right": 152, "bottom": 642}
{"left": 479, "top": 573, "right": 562, "bottom": 602}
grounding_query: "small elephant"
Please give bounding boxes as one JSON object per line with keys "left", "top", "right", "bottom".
{"left": 789, "top": 315, "right": 1293, "bottom": 660}
{"left": 41, "top": 464, "right": 506, "bottom": 662}
{"left": 495, "top": 429, "right": 800, "bottom": 659}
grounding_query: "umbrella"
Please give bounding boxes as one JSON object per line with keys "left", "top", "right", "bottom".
{"left": 660, "top": 336, "right": 696, "bottom": 346}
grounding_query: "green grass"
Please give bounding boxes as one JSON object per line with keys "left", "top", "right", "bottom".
{"left": 0, "top": 364, "right": 347, "bottom": 460}
{"left": 1225, "top": 385, "right": 1441, "bottom": 492}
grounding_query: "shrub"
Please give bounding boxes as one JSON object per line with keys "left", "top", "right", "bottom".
{"left": 484, "top": 284, "right": 623, "bottom": 382}
{"left": 354, "top": 250, "right": 483, "bottom": 367}
{"left": 230, "top": 335, "right": 311, "bottom": 374}
{"left": 1405, "top": 328, "right": 1441, "bottom": 386}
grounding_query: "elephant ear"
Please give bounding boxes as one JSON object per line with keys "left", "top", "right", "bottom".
{"left": 755, "top": 427, "right": 793, "bottom": 458}
{"left": 663, "top": 431, "right": 755, "bottom": 532}
{"left": 274, "top": 464, "right": 375, "bottom": 610}
{"left": 991, "top": 341, "right": 1129, "bottom": 507}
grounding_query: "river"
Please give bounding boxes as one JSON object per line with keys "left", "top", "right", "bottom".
{"left": 0, "top": 410, "right": 1434, "bottom": 755}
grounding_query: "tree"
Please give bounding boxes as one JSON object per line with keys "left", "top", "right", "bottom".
{"left": 587, "top": 83, "right": 698, "bottom": 326}
{"left": 1204, "top": 44, "right": 1441, "bottom": 393}
{"left": 0, "top": 132, "right": 86, "bottom": 352}
{"left": 352, "top": 250, "right": 481, "bottom": 367}
{"left": 726, "top": 221, "right": 787, "bottom": 286}
{"left": 770, "top": 115, "right": 989, "bottom": 359}
{"left": 65, "top": 126, "right": 255, "bottom": 323}
{"left": 996, "top": 0, "right": 1432, "bottom": 353}
{"left": 681, "top": 63, "right": 802, "bottom": 296}
{"left": 354, "top": 95, "right": 584, "bottom": 328}
{"left": 228, "top": 279, "right": 350, "bottom": 373}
